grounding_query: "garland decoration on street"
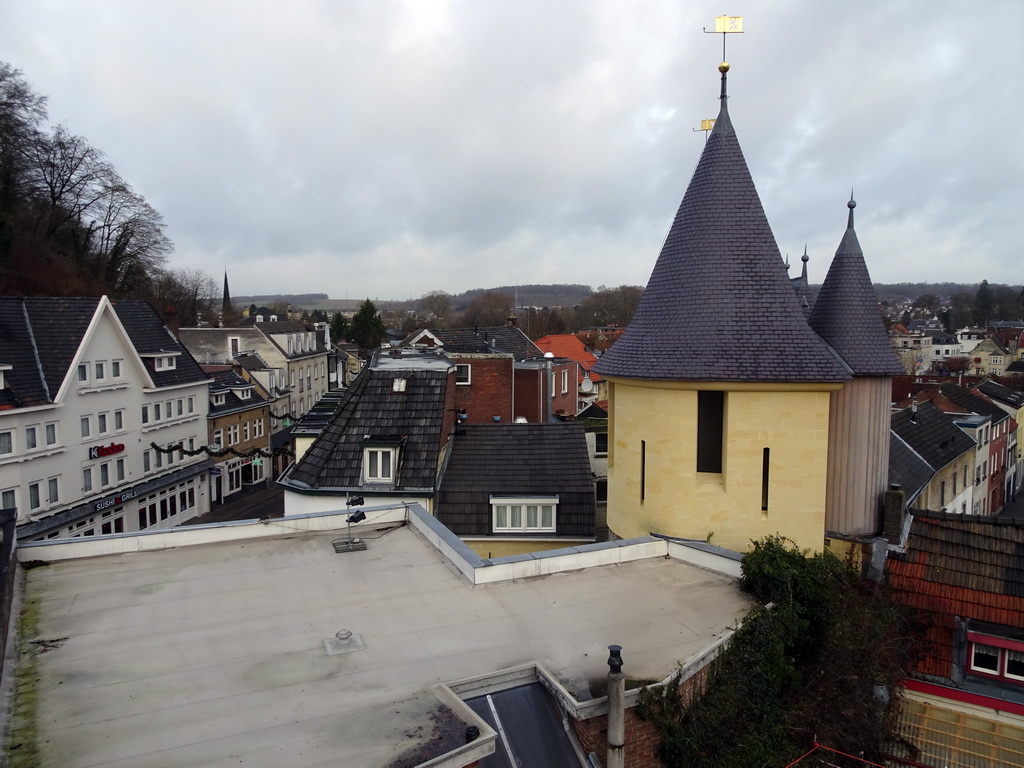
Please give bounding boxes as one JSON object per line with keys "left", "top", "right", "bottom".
{"left": 150, "top": 442, "right": 293, "bottom": 460}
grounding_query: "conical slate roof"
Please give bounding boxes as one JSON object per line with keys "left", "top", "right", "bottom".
{"left": 596, "top": 67, "right": 849, "bottom": 383}
{"left": 807, "top": 201, "right": 904, "bottom": 376}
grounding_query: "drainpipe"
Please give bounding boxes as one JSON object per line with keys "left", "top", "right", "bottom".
{"left": 607, "top": 645, "right": 625, "bottom": 768}
{"left": 544, "top": 352, "right": 554, "bottom": 423}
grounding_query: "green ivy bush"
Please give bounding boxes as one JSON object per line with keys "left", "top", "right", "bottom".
{"left": 637, "top": 536, "right": 922, "bottom": 768}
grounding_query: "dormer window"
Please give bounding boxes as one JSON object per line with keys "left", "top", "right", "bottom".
{"left": 237, "top": 387, "right": 251, "bottom": 400}
{"left": 0, "top": 364, "right": 9, "bottom": 389}
{"left": 141, "top": 351, "right": 181, "bottom": 371}
{"left": 213, "top": 393, "right": 226, "bottom": 406}
{"left": 364, "top": 447, "right": 396, "bottom": 482}
{"left": 490, "top": 496, "right": 558, "bottom": 533}
{"left": 393, "top": 378, "right": 407, "bottom": 393}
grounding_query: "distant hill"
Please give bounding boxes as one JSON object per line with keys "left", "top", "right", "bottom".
{"left": 237, "top": 285, "right": 602, "bottom": 311}
{"left": 234, "top": 293, "right": 329, "bottom": 307}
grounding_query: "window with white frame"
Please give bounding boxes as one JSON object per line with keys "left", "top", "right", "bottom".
{"left": 45, "top": 422, "right": 57, "bottom": 446}
{"left": 28, "top": 482, "right": 41, "bottom": 510}
{"left": 25, "top": 425, "right": 37, "bottom": 451}
{"left": 455, "top": 364, "right": 471, "bottom": 385}
{"left": 95, "top": 361, "right": 105, "bottom": 380}
{"left": 968, "top": 632, "right": 1024, "bottom": 684}
{"left": 1, "top": 488, "right": 15, "bottom": 509}
{"left": 188, "top": 396, "right": 195, "bottom": 413}
{"left": 98, "top": 412, "right": 108, "bottom": 435}
{"left": 114, "top": 409, "right": 124, "bottom": 431}
{"left": 491, "top": 497, "right": 558, "bottom": 533}
{"left": 243, "top": 422, "right": 250, "bottom": 441}
{"left": 80, "top": 416, "right": 91, "bottom": 438}
{"left": 116, "top": 458, "right": 125, "bottom": 482}
{"left": 82, "top": 467, "right": 93, "bottom": 493}
{"left": 213, "top": 429, "right": 223, "bottom": 449}
{"left": 77, "top": 364, "right": 88, "bottom": 383}
{"left": 254, "top": 419, "right": 265, "bottom": 438}
{"left": 47, "top": 476, "right": 59, "bottom": 504}
{"left": 112, "top": 359, "right": 122, "bottom": 379}
{"left": 227, "top": 424, "right": 240, "bottom": 445}
{"left": 0, "top": 430, "right": 12, "bottom": 456}
{"left": 141, "top": 405, "right": 149, "bottom": 424}
{"left": 364, "top": 447, "right": 396, "bottom": 482}
{"left": 561, "top": 369, "right": 569, "bottom": 394}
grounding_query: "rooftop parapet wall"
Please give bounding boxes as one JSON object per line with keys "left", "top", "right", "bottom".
{"left": 18, "top": 502, "right": 745, "bottom": 582}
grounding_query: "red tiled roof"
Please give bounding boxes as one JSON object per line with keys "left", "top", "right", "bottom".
{"left": 887, "top": 512, "right": 1024, "bottom": 677}
{"left": 536, "top": 334, "right": 601, "bottom": 383}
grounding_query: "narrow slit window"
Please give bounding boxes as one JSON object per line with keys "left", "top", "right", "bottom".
{"left": 696, "top": 391, "right": 724, "bottom": 473}
{"left": 761, "top": 447, "right": 770, "bottom": 512}
{"left": 640, "top": 440, "right": 646, "bottom": 502}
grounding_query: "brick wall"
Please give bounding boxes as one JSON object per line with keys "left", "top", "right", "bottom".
{"left": 567, "top": 669, "right": 710, "bottom": 768}
{"left": 569, "top": 710, "right": 663, "bottom": 768}
{"left": 450, "top": 356, "right": 514, "bottom": 424}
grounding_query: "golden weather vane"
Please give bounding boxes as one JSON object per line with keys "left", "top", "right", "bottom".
{"left": 703, "top": 15, "right": 744, "bottom": 62}
{"left": 693, "top": 118, "right": 717, "bottom": 143}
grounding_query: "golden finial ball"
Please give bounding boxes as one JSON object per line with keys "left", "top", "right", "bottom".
{"left": 718, "top": 61, "right": 730, "bottom": 73}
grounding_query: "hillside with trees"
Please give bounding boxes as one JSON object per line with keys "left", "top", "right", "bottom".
{"left": 0, "top": 63, "right": 217, "bottom": 324}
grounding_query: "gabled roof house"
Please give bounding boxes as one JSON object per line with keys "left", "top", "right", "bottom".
{"left": 0, "top": 296, "right": 212, "bottom": 539}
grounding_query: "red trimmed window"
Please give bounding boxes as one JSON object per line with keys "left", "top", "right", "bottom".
{"left": 968, "top": 632, "right": 1024, "bottom": 684}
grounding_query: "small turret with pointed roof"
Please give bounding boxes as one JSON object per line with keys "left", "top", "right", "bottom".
{"left": 807, "top": 198, "right": 904, "bottom": 376}
{"left": 595, "top": 62, "right": 849, "bottom": 383}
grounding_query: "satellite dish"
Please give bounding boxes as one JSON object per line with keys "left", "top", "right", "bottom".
{"left": 580, "top": 377, "right": 594, "bottom": 394}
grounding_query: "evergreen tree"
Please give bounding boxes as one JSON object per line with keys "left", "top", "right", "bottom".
{"left": 330, "top": 311, "right": 350, "bottom": 342}
{"left": 972, "top": 280, "right": 993, "bottom": 326}
{"left": 349, "top": 299, "right": 386, "bottom": 351}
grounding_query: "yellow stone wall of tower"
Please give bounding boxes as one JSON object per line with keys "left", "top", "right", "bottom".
{"left": 605, "top": 377, "right": 836, "bottom": 553}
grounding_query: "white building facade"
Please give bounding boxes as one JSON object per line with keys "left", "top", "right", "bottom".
{"left": 0, "top": 297, "right": 212, "bottom": 540}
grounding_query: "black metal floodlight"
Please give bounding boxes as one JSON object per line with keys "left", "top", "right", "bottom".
{"left": 347, "top": 509, "right": 367, "bottom": 524}
{"left": 333, "top": 499, "right": 368, "bottom": 553}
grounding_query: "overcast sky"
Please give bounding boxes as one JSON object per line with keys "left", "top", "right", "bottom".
{"left": 2, "top": 1, "right": 1022, "bottom": 300}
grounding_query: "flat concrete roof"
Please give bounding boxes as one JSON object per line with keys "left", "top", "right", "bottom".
{"left": 20, "top": 525, "right": 752, "bottom": 767}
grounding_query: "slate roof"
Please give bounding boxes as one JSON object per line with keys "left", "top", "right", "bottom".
{"left": 937, "top": 382, "right": 1010, "bottom": 426}
{"left": 436, "top": 423, "right": 595, "bottom": 537}
{"left": 254, "top": 320, "right": 328, "bottom": 359}
{"left": 405, "top": 326, "right": 542, "bottom": 360}
{"left": 111, "top": 300, "right": 207, "bottom": 388}
{"left": 807, "top": 201, "right": 904, "bottom": 376}
{"left": 595, "top": 68, "right": 849, "bottom": 383}
{"left": 887, "top": 511, "right": 1024, "bottom": 679}
{"left": 888, "top": 431, "right": 934, "bottom": 506}
{"left": 0, "top": 297, "right": 206, "bottom": 408}
{"left": 280, "top": 354, "right": 451, "bottom": 493}
{"left": 976, "top": 379, "right": 1024, "bottom": 410}
{"left": 207, "top": 369, "right": 269, "bottom": 417}
{"left": 891, "top": 401, "right": 978, "bottom": 473}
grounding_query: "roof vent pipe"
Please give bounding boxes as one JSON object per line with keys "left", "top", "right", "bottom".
{"left": 607, "top": 645, "right": 625, "bottom": 768}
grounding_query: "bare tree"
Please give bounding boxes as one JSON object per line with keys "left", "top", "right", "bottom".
{"left": 460, "top": 290, "right": 514, "bottom": 327}
{"left": 418, "top": 290, "right": 452, "bottom": 326}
